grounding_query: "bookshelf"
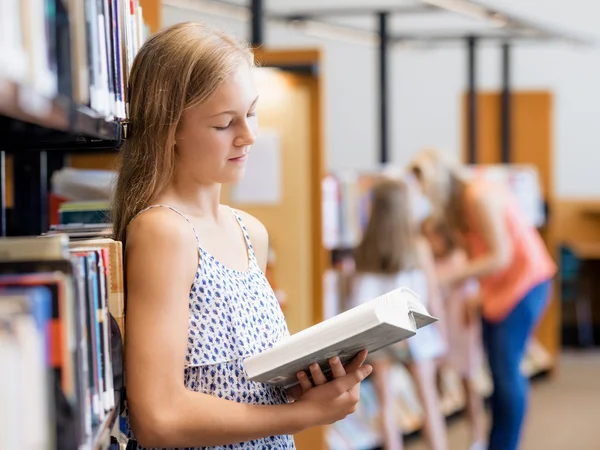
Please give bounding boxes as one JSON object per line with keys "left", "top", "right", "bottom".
{"left": 0, "top": 79, "right": 122, "bottom": 146}
{"left": 0, "top": 2, "right": 145, "bottom": 449}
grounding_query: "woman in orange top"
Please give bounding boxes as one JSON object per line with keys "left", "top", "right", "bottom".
{"left": 409, "top": 149, "right": 556, "bottom": 450}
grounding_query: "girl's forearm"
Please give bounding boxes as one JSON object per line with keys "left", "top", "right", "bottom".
{"left": 132, "top": 388, "right": 312, "bottom": 448}
{"left": 439, "top": 254, "right": 509, "bottom": 287}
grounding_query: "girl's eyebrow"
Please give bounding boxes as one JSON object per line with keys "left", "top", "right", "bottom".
{"left": 209, "top": 96, "right": 259, "bottom": 118}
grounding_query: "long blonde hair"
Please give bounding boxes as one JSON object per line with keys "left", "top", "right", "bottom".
{"left": 111, "top": 22, "right": 253, "bottom": 242}
{"left": 354, "top": 178, "right": 418, "bottom": 274}
{"left": 409, "top": 148, "right": 469, "bottom": 232}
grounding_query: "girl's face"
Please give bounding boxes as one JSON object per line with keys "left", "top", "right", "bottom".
{"left": 174, "top": 62, "right": 259, "bottom": 186}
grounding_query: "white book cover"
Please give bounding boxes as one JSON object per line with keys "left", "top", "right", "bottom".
{"left": 244, "top": 287, "right": 437, "bottom": 388}
{"left": 15, "top": 315, "right": 51, "bottom": 449}
{"left": 0, "top": 294, "right": 52, "bottom": 450}
{"left": 97, "top": 13, "right": 111, "bottom": 117}
{"left": 21, "top": 0, "right": 57, "bottom": 97}
{"left": 0, "top": 328, "right": 22, "bottom": 450}
{"left": 0, "top": 0, "right": 28, "bottom": 82}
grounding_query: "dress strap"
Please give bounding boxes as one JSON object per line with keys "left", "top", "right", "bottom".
{"left": 228, "top": 207, "right": 258, "bottom": 267}
{"left": 130, "top": 204, "right": 201, "bottom": 248}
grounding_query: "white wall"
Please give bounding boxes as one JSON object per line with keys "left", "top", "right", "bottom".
{"left": 162, "top": 0, "right": 600, "bottom": 197}
{"left": 391, "top": 0, "right": 600, "bottom": 198}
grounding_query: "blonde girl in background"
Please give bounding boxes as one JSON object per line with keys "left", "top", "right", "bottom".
{"left": 422, "top": 217, "right": 487, "bottom": 450}
{"left": 348, "top": 177, "right": 448, "bottom": 450}
{"left": 112, "top": 22, "right": 372, "bottom": 450}
{"left": 410, "top": 149, "right": 556, "bottom": 450}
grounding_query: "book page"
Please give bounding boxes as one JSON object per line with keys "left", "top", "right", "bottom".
{"left": 248, "top": 323, "right": 415, "bottom": 388}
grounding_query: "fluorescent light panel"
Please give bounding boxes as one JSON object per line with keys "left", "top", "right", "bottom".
{"left": 420, "top": 0, "right": 508, "bottom": 28}
{"left": 163, "top": 0, "right": 250, "bottom": 21}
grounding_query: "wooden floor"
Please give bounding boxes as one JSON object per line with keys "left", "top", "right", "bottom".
{"left": 405, "top": 350, "right": 600, "bottom": 450}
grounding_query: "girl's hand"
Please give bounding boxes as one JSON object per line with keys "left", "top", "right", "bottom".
{"left": 293, "top": 350, "right": 372, "bottom": 426}
{"left": 285, "top": 384, "right": 304, "bottom": 402}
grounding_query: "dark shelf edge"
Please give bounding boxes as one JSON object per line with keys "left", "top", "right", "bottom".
{"left": 0, "top": 77, "right": 124, "bottom": 147}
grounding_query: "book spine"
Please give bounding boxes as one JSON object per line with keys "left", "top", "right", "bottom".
{"left": 109, "top": 0, "right": 126, "bottom": 118}
{"left": 68, "top": 0, "right": 90, "bottom": 105}
{"left": 89, "top": 253, "right": 105, "bottom": 422}
{"left": 82, "top": 254, "right": 101, "bottom": 426}
{"left": 96, "top": 249, "right": 114, "bottom": 412}
{"left": 74, "top": 257, "right": 92, "bottom": 447}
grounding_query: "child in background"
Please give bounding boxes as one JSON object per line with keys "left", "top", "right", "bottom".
{"left": 348, "top": 178, "right": 448, "bottom": 450}
{"left": 422, "top": 218, "right": 486, "bottom": 450}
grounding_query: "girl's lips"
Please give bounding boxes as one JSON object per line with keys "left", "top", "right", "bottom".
{"left": 229, "top": 154, "right": 247, "bottom": 162}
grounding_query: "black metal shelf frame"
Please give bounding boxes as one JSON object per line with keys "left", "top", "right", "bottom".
{"left": 0, "top": 79, "right": 123, "bottom": 149}
{"left": 0, "top": 78, "right": 124, "bottom": 237}
{"left": 240, "top": 0, "right": 593, "bottom": 165}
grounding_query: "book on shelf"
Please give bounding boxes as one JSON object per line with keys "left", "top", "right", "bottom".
{"left": 321, "top": 172, "right": 377, "bottom": 250}
{"left": 58, "top": 200, "right": 112, "bottom": 225}
{"left": 0, "top": 286, "right": 54, "bottom": 450}
{"left": 46, "top": 223, "right": 114, "bottom": 240}
{"left": 244, "top": 287, "right": 437, "bottom": 389}
{"left": 69, "top": 238, "right": 125, "bottom": 340}
{"left": 0, "top": 0, "right": 149, "bottom": 121}
{"left": 0, "top": 234, "right": 123, "bottom": 450}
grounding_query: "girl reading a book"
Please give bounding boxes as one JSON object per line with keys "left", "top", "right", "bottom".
{"left": 349, "top": 178, "right": 448, "bottom": 450}
{"left": 422, "top": 217, "right": 486, "bottom": 450}
{"left": 111, "top": 22, "right": 372, "bottom": 450}
{"left": 409, "top": 149, "right": 556, "bottom": 450}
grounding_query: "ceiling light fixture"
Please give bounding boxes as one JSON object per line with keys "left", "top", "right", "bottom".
{"left": 421, "top": 0, "right": 507, "bottom": 28}
{"left": 163, "top": 0, "right": 250, "bottom": 21}
{"left": 164, "top": 0, "right": 380, "bottom": 46}
{"left": 289, "top": 19, "right": 380, "bottom": 46}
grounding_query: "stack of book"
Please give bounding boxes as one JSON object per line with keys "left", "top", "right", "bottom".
{"left": 0, "top": 234, "right": 125, "bottom": 450}
{"left": 0, "top": 0, "right": 149, "bottom": 120}
{"left": 58, "top": 201, "right": 112, "bottom": 226}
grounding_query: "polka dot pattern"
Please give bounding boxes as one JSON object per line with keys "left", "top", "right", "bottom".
{"left": 124, "top": 205, "right": 295, "bottom": 450}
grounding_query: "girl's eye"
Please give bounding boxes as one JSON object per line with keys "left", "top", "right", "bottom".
{"left": 247, "top": 111, "right": 257, "bottom": 118}
{"left": 214, "top": 120, "right": 233, "bottom": 131}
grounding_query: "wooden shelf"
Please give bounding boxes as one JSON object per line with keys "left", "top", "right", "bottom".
{"left": 0, "top": 78, "right": 122, "bottom": 152}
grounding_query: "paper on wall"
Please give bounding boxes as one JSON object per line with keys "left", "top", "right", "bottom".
{"left": 231, "top": 130, "right": 282, "bottom": 205}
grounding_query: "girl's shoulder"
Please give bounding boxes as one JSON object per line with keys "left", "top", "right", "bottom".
{"left": 126, "top": 204, "right": 198, "bottom": 251}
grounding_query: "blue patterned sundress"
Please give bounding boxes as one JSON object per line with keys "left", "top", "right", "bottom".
{"left": 125, "top": 204, "right": 295, "bottom": 450}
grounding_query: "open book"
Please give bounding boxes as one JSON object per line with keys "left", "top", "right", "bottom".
{"left": 244, "top": 287, "right": 437, "bottom": 388}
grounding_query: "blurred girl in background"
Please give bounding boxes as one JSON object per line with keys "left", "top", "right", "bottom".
{"left": 410, "top": 149, "right": 556, "bottom": 450}
{"left": 349, "top": 178, "right": 448, "bottom": 450}
{"left": 422, "top": 217, "right": 486, "bottom": 450}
